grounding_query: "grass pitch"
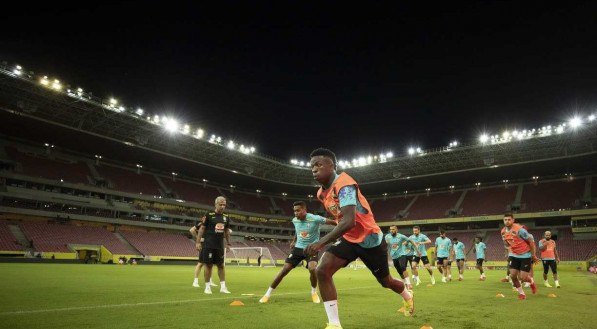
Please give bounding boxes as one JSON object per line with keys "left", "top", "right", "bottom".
{"left": 0, "top": 263, "right": 595, "bottom": 329}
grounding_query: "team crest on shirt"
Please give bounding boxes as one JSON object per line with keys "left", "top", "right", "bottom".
{"left": 328, "top": 204, "right": 339, "bottom": 215}
{"left": 300, "top": 231, "right": 309, "bottom": 238}
{"left": 215, "top": 223, "right": 225, "bottom": 233}
{"left": 391, "top": 244, "right": 398, "bottom": 249}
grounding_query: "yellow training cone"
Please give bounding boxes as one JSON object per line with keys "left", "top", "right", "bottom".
{"left": 426, "top": 284, "right": 433, "bottom": 287}
{"left": 230, "top": 300, "right": 245, "bottom": 306}
{"left": 420, "top": 325, "right": 433, "bottom": 329}
{"left": 547, "top": 293, "right": 557, "bottom": 298}
{"left": 496, "top": 293, "right": 505, "bottom": 298}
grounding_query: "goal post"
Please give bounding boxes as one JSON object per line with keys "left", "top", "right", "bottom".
{"left": 227, "top": 247, "right": 277, "bottom": 267}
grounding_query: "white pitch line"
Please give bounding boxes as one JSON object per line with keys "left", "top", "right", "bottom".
{"left": 0, "top": 285, "right": 379, "bottom": 316}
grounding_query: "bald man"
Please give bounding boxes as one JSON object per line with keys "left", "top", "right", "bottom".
{"left": 195, "top": 196, "right": 232, "bottom": 294}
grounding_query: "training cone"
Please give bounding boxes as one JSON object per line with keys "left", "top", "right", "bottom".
{"left": 496, "top": 293, "right": 505, "bottom": 298}
{"left": 547, "top": 293, "right": 557, "bottom": 298}
{"left": 426, "top": 284, "right": 433, "bottom": 287}
{"left": 230, "top": 300, "right": 245, "bottom": 306}
{"left": 420, "top": 325, "right": 433, "bottom": 329}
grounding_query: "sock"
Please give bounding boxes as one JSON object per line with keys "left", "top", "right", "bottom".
{"left": 311, "top": 287, "right": 317, "bottom": 295}
{"left": 193, "top": 278, "right": 198, "bottom": 283}
{"left": 555, "top": 280, "right": 559, "bottom": 285}
{"left": 481, "top": 273, "right": 486, "bottom": 277}
{"left": 448, "top": 274, "right": 452, "bottom": 279}
{"left": 324, "top": 300, "right": 340, "bottom": 326}
{"left": 220, "top": 281, "right": 226, "bottom": 289}
{"left": 516, "top": 286, "right": 525, "bottom": 295}
{"left": 404, "top": 277, "right": 411, "bottom": 286}
{"left": 265, "top": 287, "right": 274, "bottom": 297}
{"left": 459, "top": 274, "right": 463, "bottom": 279}
{"left": 209, "top": 279, "right": 215, "bottom": 284}
{"left": 412, "top": 274, "right": 415, "bottom": 280}
{"left": 544, "top": 280, "right": 549, "bottom": 283}
{"left": 400, "top": 288, "right": 412, "bottom": 300}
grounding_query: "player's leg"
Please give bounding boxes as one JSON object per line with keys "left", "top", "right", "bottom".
{"left": 422, "top": 257, "right": 435, "bottom": 284}
{"left": 203, "top": 263, "right": 214, "bottom": 294}
{"left": 398, "top": 256, "right": 411, "bottom": 288}
{"left": 307, "top": 259, "right": 321, "bottom": 303}
{"left": 214, "top": 250, "right": 230, "bottom": 293}
{"left": 393, "top": 259, "right": 405, "bottom": 279}
{"left": 551, "top": 261, "right": 560, "bottom": 287}
{"left": 356, "top": 239, "right": 414, "bottom": 316}
{"left": 260, "top": 262, "right": 295, "bottom": 303}
{"left": 542, "top": 260, "right": 552, "bottom": 287}
{"left": 316, "top": 249, "right": 352, "bottom": 328}
{"left": 411, "top": 257, "right": 421, "bottom": 285}
{"left": 193, "top": 262, "right": 203, "bottom": 287}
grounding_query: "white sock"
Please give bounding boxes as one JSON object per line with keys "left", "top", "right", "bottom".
{"left": 555, "top": 280, "right": 559, "bottom": 284}
{"left": 324, "top": 300, "right": 340, "bottom": 326}
{"left": 544, "top": 280, "right": 549, "bottom": 283}
{"left": 210, "top": 279, "right": 215, "bottom": 284}
{"left": 400, "top": 288, "right": 412, "bottom": 300}
{"left": 481, "top": 273, "right": 486, "bottom": 278}
{"left": 405, "top": 277, "right": 411, "bottom": 286}
{"left": 311, "top": 287, "right": 317, "bottom": 294}
{"left": 516, "top": 286, "right": 525, "bottom": 294}
{"left": 459, "top": 274, "right": 463, "bottom": 279}
{"left": 220, "top": 281, "right": 226, "bottom": 289}
{"left": 412, "top": 274, "right": 416, "bottom": 279}
{"left": 265, "top": 287, "right": 274, "bottom": 297}
{"left": 193, "top": 278, "right": 198, "bottom": 283}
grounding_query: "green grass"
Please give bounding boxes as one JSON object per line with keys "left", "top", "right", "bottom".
{"left": 0, "top": 263, "right": 595, "bottom": 329}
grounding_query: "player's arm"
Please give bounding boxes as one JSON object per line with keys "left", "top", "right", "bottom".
{"left": 407, "top": 238, "right": 421, "bottom": 256}
{"left": 195, "top": 225, "right": 205, "bottom": 251}
{"left": 224, "top": 226, "right": 232, "bottom": 250}
{"left": 290, "top": 235, "right": 296, "bottom": 249}
{"left": 539, "top": 239, "right": 546, "bottom": 251}
{"left": 325, "top": 218, "right": 338, "bottom": 226}
{"left": 520, "top": 230, "right": 538, "bottom": 262}
{"left": 317, "top": 204, "right": 356, "bottom": 246}
{"left": 189, "top": 225, "right": 198, "bottom": 239}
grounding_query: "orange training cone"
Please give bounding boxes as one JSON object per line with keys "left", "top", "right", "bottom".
{"left": 420, "top": 325, "right": 433, "bottom": 329}
{"left": 230, "top": 300, "right": 245, "bottom": 306}
{"left": 496, "top": 293, "right": 505, "bottom": 298}
{"left": 547, "top": 293, "right": 557, "bottom": 298}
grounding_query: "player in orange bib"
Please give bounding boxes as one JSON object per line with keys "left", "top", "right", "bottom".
{"left": 501, "top": 213, "right": 538, "bottom": 299}
{"left": 539, "top": 231, "right": 560, "bottom": 288}
{"left": 304, "top": 148, "right": 414, "bottom": 329}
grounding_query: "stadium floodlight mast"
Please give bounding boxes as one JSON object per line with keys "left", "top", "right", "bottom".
{"left": 589, "top": 114, "right": 596, "bottom": 122}
{"left": 13, "top": 65, "right": 22, "bottom": 76}
{"left": 569, "top": 117, "right": 582, "bottom": 129}
{"left": 479, "top": 134, "right": 489, "bottom": 144}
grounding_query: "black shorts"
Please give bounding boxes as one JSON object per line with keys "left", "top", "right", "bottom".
{"left": 542, "top": 259, "right": 557, "bottom": 274}
{"left": 199, "top": 248, "right": 224, "bottom": 265}
{"left": 286, "top": 247, "right": 318, "bottom": 268}
{"left": 392, "top": 256, "right": 408, "bottom": 273}
{"left": 476, "top": 258, "right": 484, "bottom": 266}
{"left": 413, "top": 255, "right": 429, "bottom": 265}
{"left": 436, "top": 257, "right": 448, "bottom": 265}
{"left": 405, "top": 255, "right": 414, "bottom": 265}
{"left": 508, "top": 256, "right": 532, "bottom": 272}
{"left": 326, "top": 237, "right": 390, "bottom": 280}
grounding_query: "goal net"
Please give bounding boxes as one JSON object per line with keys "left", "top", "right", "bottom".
{"left": 228, "top": 247, "right": 276, "bottom": 267}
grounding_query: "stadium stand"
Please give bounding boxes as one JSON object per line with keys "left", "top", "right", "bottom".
{"left": 0, "top": 221, "right": 23, "bottom": 251}
{"left": 520, "top": 179, "right": 585, "bottom": 212}
{"left": 227, "top": 192, "right": 273, "bottom": 214}
{"left": 272, "top": 198, "right": 296, "bottom": 215}
{"left": 406, "top": 192, "right": 461, "bottom": 219}
{"left": 371, "top": 197, "right": 414, "bottom": 221}
{"left": 119, "top": 230, "right": 196, "bottom": 257}
{"left": 20, "top": 221, "right": 135, "bottom": 254}
{"left": 459, "top": 187, "right": 516, "bottom": 216}
{"left": 162, "top": 179, "right": 221, "bottom": 205}
{"left": 96, "top": 164, "right": 161, "bottom": 196}
{"left": 5, "top": 146, "right": 91, "bottom": 185}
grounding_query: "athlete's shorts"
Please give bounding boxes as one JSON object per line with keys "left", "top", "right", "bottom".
{"left": 413, "top": 255, "right": 429, "bottom": 265}
{"left": 406, "top": 255, "right": 414, "bottom": 266}
{"left": 392, "top": 256, "right": 408, "bottom": 273}
{"left": 199, "top": 248, "right": 224, "bottom": 265}
{"left": 326, "top": 237, "right": 390, "bottom": 280}
{"left": 437, "top": 257, "right": 448, "bottom": 265}
{"left": 542, "top": 259, "right": 557, "bottom": 274}
{"left": 286, "top": 247, "right": 318, "bottom": 268}
{"left": 508, "top": 256, "right": 532, "bottom": 272}
{"left": 476, "top": 258, "right": 484, "bottom": 266}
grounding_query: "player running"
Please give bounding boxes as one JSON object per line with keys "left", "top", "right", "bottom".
{"left": 410, "top": 226, "right": 436, "bottom": 285}
{"left": 473, "top": 237, "right": 487, "bottom": 281}
{"left": 435, "top": 230, "right": 452, "bottom": 283}
{"left": 452, "top": 237, "right": 466, "bottom": 281}
{"left": 539, "top": 231, "right": 560, "bottom": 288}
{"left": 501, "top": 213, "right": 538, "bottom": 300}
{"left": 259, "top": 201, "right": 336, "bottom": 303}
{"left": 304, "top": 148, "right": 415, "bottom": 329}
{"left": 385, "top": 225, "right": 420, "bottom": 289}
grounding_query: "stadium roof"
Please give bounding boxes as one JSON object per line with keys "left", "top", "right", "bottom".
{"left": 1, "top": 63, "right": 596, "bottom": 195}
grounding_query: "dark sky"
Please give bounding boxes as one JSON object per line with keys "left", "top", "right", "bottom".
{"left": 2, "top": 1, "right": 597, "bottom": 161}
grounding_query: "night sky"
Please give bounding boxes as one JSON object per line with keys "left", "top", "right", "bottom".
{"left": 2, "top": 1, "right": 597, "bottom": 161}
